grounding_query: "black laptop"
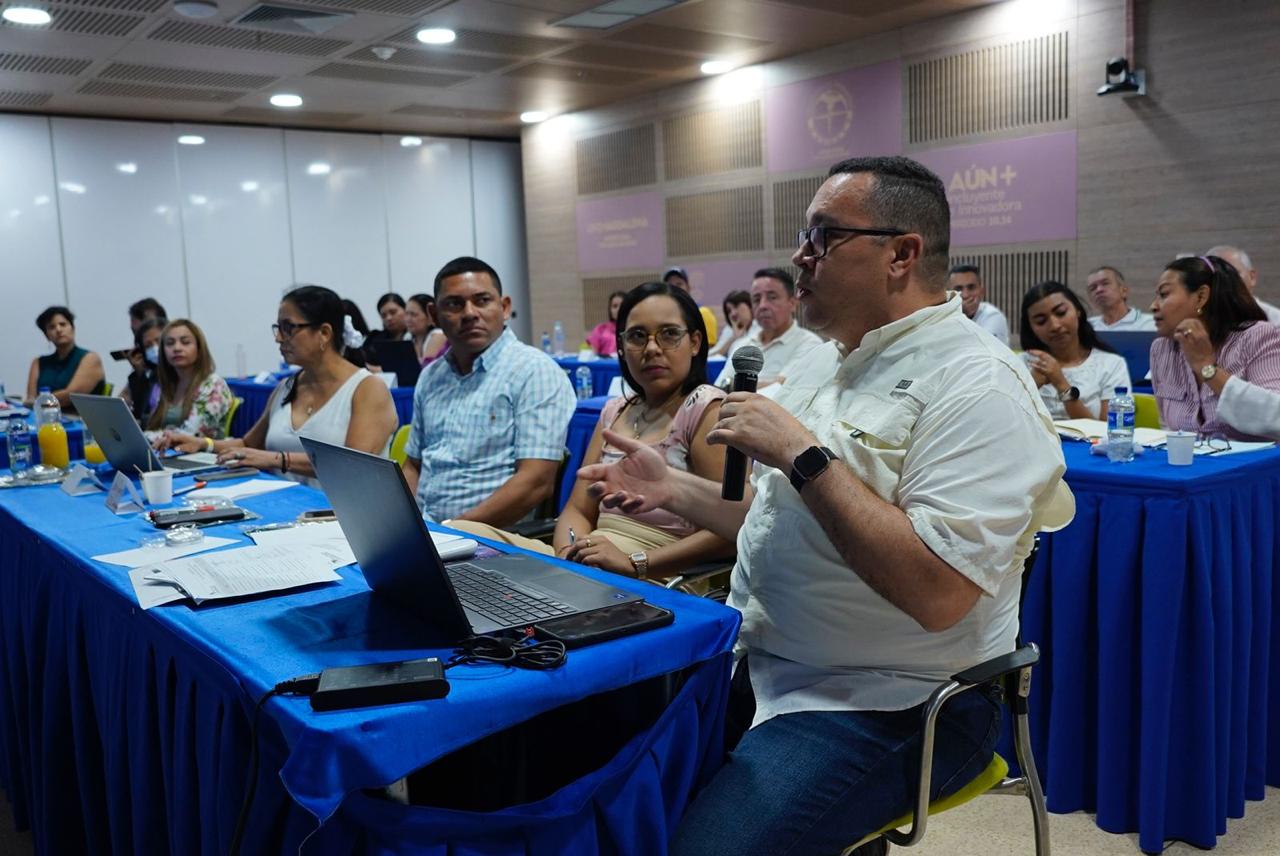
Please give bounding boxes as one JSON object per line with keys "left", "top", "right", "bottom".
{"left": 300, "top": 437, "right": 643, "bottom": 641}
{"left": 367, "top": 339, "right": 422, "bottom": 388}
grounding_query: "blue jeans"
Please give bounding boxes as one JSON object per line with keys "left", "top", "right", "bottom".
{"left": 671, "top": 660, "right": 1001, "bottom": 856}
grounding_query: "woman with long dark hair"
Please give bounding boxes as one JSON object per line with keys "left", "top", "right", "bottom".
{"left": 451, "top": 282, "right": 738, "bottom": 580}
{"left": 1149, "top": 255, "right": 1280, "bottom": 439}
{"left": 159, "top": 285, "right": 397, "bottom": 485}
{"left": 1020, "top": 281, "right": 1129, "bottom": 420}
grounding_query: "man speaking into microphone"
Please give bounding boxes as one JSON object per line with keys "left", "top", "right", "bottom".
{"left": 579, "top": 156, "right": 1074, "bottom": 855}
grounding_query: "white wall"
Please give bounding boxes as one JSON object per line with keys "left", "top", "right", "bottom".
{"left": 0, "top": 115, "right": 527, "bottom": 394}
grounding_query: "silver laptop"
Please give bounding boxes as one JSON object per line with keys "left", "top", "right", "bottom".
{"left": 70, "top": 393, "right": 222, "bottom": 475}
{"left": 301, "top": 436, "right": 643, "bottom": 640}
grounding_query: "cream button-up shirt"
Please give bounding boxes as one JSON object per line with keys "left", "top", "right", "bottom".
{"left": 729, "top": 293, "right": 1074, "bottom": 725}
{"left": 717, "top": 320, "right": 824, "bottom": 387}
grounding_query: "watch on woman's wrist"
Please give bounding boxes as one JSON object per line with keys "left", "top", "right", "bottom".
{"left": 628, "top": 551, "right": 649, "bottom": 580}
{"left": 1057, "top": 385, "right": 1080, "bottom": 403}
{"left": 1200, "top": 363, "right": 1219, "bottom": 380}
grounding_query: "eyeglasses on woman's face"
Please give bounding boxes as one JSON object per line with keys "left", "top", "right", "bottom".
{"left": 271, "top": 320, "right": 317, "bottom": 339}
{"left": 619, "top": 325, "right": 690, "bottom": 352}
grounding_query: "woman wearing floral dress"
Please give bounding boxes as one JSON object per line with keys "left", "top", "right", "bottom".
{"left": 146, "top": 319, "right": 233, "bottom": 442}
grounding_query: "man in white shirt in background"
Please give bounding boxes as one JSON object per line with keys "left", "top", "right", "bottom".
{"left": 581, "top": 156, "right": 1073, "bottom": 856}
{"left": 1208, "top": 245, "right": 1280, "bottom": 324}
{"left": 716, "top": 267, "right": 822, "bottom": 389}
{"left": 1085, "top": 266, "right": 1156, "bottom": 331}
{"left": 948, "top": 264, "right": 1009, "bottom": 345}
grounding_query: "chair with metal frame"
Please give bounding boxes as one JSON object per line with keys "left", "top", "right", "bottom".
{"left": 840, "top": 541, "right": 1049, "bottom": 856}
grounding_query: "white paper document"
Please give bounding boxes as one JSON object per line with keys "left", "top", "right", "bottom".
{"left": 93, "top": 536, "right": 238, "bottom": 568}
{"left": 247, "top": 520, "right": 357, "bottom": 567}
{"left": 128, "top": 542, "right": 346, "bottom": 609}
{"left": 188, "top": 479, "right": 299, "bottom": 502}
{"left": 1194, "top": 440, "right": 1275, "bottom": 457}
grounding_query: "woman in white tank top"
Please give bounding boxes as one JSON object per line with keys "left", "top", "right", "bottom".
{"left": 158, "top": 286, "right": 398, "bottom": 486}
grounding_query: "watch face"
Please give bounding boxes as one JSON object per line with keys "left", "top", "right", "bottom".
{"left": 1201, "top": 364, "right": 1217, "bottom": 379}
{"left": 796, "top": 446, "right": 830, "bottom": 479}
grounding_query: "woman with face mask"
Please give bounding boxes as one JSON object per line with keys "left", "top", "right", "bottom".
{"left": 122, "top": 316, "right": 165, "bottom": 423}
{"left": 144, "top": 319, "right": 233, "bottom": 441}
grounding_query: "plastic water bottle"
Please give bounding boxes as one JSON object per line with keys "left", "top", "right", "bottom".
{"left": 1107, "top": 386, "right": 1135, "bottom": 462}
{"left": 35, "top": 387, "right": 69, "bottom": 469}
{"left": 575, "top": 365, "right": 594, "bottom": 400}
{"left": 552, "top": 321, "right": 566, "bottom": 356}
{"left": 235, "top": 343, "right": 248, "bottom": 378}
{"left": 7, "top": 417, "right": 33, "bottom": 475}
{"left": 540, "top": 331, "right": 552, "bottom": 354}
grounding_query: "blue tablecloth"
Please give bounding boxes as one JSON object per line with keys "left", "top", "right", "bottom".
{"left": 227, "top": 377, "right": 416, "bottom": 434}
{"left": 1010, "top": 441, "right": 1280, "bottom": 852}
{"left": 554, "top": 357, "right": 726, "bottom": 398}
{"left": 0, "top": 477, "right": 739, "bottom": 853}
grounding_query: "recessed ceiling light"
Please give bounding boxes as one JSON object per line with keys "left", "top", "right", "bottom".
{"left": 188, "top": 194, "right": 208, "bottom": 206}
{"left": 307, "top": 162, "right": 331, "bottom": 176}
{"left": 2, "top": 6, "right": 52, "bottom": 25}
{"left": 58, "top": 182, "right": 86, "bottom": 194}
{"left": 416, "top": 27, "right": 455, "bottom": 45}
{"left": 700, "top": 60, "right": 733, "bottom": 75}
{"left": 177, "top": 134, "right": 205, "bottom": 145}
{"left": 400, "top": 136, "right": 423, "bottom": 147}
{"left": 172, "top": 0, "right": 218, "bottom": 19}
{"left": 520, "top": 111, "right": 548, "bottom": 124}
{"left": 240, "top": 180, "right": 259, "bottom": 192}
{"left": 115, "top": 162, "right": 138, "bottom": 174}
{"left": 270, "top": 93, "right": 303, "bottom": 108}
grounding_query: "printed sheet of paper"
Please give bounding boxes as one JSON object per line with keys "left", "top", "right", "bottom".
{"left": 93, "top": 536, "right": 238, "bottom": 568}
{"left": 188, "top": 479, "right": 299, "bottom": 502}
{"left": 128, "top": 542, "right": 346, "bottom": 609}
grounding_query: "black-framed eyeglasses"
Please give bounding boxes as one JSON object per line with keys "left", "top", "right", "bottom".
{"left": 271, "top": 320, "right": 317, "bottom": 338}
{"left": 619, "top": 325, "right": 690, "bottom": 352}
{"left": 796, "top": 225, "right": 906, "bottom": 260}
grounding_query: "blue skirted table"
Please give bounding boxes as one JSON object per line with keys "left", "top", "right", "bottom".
{"left": 0, "top": 420, "right": 84, "bottom": 469}
{"left": 227, "top": 377, "right": 416, "bottom": 434}
{"left": 0, "top": 476, "right": 740, "bottom": 853}
{"left": 554, "top": 356, "right": 726, "bottom": 398}
{"left": 1011, "top": 441, "right": 1280, "bottom": 852}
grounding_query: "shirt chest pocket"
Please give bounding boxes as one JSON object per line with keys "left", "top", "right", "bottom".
{"left": 822, "top": 392, "right": 923, "bottom": 493}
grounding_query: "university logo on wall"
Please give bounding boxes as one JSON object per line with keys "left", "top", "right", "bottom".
{"left": 807, "top": 82, "right": 854, "bottom": 148}
{"left": 767, "top": 61, "right": 902, "bottom": 173}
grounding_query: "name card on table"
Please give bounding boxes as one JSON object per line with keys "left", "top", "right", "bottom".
{"left": 105, "top": 471, "right": 145, "bottom": 514}
{"left": 61, "top": 464, "right": 105, "bottom": 497}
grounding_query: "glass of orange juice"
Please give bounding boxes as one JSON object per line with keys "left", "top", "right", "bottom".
{"left": 82, "top": 427, "right": 106, "bottom": 465}
{"left": 38, "top": 421, "right": 70, "bottom": 469}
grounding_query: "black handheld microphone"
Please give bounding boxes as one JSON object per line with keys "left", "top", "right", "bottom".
{"left": 721, "top": 346, "right": 765, "bottom": 501}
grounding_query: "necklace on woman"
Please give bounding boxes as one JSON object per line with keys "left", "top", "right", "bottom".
{"left": 629, "top": 391, "right": 680, "bottom": 438}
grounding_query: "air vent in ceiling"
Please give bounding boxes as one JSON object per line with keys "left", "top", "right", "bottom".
{"left": 233, "top": 4, "right": 353, "bottom": 36}
{"left": 0, "top": 89, "right": 52, "bottom": 107}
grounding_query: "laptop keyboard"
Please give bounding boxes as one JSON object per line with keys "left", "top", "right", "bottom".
{"left": 446, "top": 563, "right": 576, "bottom": 627}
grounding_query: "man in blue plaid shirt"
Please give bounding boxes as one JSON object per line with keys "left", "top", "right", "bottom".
{"left": 403, "top": 256, "right": 575, "bottom": 524}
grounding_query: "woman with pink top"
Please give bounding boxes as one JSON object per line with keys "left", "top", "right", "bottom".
{"left": 585, "top": 290, "right": 627, "bottom": 357}
{"left": 452, "top": 282, "right": 738, "bottom": 581}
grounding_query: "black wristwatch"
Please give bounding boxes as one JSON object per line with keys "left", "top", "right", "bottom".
{"left": 790, "top": 446, "right": 837, "bottom": 492}
{"left": 1057, "top": 385, "right": 1080, "bottom": 403}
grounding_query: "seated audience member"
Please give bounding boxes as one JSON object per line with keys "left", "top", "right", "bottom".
{"left": 576, "top": 156, "right": 1072, "bottom": 855}
{"left": 121, "top": 316, "right": 165, "bottom": 423}
{"left": 710, "top": 289, "right": 756, "bottom": 358}
{"left": 718, "top": 268, "right": 823, "bottom": 389}
{"left": 371, "top": 293, "right": 409, "bottom": 341}
{"left": 145, "top": 319, "right": 232, "bottom": 440}
{"left": 26, "top": 306, "right": 105, "bottom": 410}
{"left": 1021, "top": 281, "right": 1130, "bottom": 420}
{"left": 126, "top": 296, "right": 168, "bottom": 376}
{"left": 159, "top": 285, "right": 396, "bottom": 485}
{"left": 664, "top": 267, "right": 719, "bottom": 345}
{"left": 339, "top": 298, "right": 372, "bottom": 368}
{"left": 402, "top": 256, "right": 576, "bottom": 525}
{"left": 1149, "top": 255, "right": 1280, "bottom": 440}
{"left": 586, "top": 290, "right": 627, "bottom": 358}
{"left": 949, "top": 264, "right": 1010, "bottom": 344}
{"left": 1085, "top": 266, "right": 1156, "bottom": 331}
{"left": 1208, "top": 244, "right": 1280, "bottom": 324}
{"left": 453, "top": 282, "right": 737, "bottom": 579}
{"left": 407, "top": 293, "right": 448, "bottom": 365}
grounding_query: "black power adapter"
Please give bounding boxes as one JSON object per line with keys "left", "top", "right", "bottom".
{"left": 309, "top": 657, "right": 450, "bottom": 711}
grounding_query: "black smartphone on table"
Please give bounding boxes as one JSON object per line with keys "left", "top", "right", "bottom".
{"left": 533, "top": 601, "right": 673, "bottom": 648}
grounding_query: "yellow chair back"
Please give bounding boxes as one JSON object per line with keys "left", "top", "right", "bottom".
{"left": 221, "top": 397, "right": 242, "bottom": 439}
{"left": 1133, "top": 392, "right": 1160, "bottom": 429}
{"left": 390, "top": 424, "right": 411, "bottom": 464}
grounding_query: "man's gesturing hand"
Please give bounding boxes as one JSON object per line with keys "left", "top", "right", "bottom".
{"left": 707, "top": 392, "right": 818, "bottom": 472}
{"left": 578, "top": 429, "right": 673, "bottom": 514}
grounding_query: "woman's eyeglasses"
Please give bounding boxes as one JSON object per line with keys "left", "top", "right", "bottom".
{"left": 271, "top": 320, "right": 317, "bottom": 338}
{"left": 619, "top": 326, "right": 690, "bottom": 352}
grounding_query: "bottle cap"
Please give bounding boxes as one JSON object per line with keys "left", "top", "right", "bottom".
{"left": 38, "top": 387, "right": 51, "bottom": 393}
